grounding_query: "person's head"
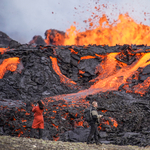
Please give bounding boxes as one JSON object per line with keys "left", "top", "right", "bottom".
{"left": 92, "top": 101, "right": 98, "bottom": 108}
{"left": 37, "top": 100, "right": 44, "bottom": 110}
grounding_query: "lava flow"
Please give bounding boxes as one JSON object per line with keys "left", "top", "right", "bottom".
{"left": 48, "top": 52, "right": 150, "bottom": 102}
{"left": 0, "top": 48, "right": 8, "bottom": 54}
{"left": 50, "top": 56, "right": 78, "bottom": 89}
{"left": 0, "top": 57, "right": 20, "bottom": 79}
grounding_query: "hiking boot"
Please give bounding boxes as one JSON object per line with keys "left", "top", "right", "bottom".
{"left": 87, "top": 141, "right": 92, "bottom": 144}
{"left": 96, "top": 142, "right": 102, "bottom": 145}
{"left": 39, "top": 129, "right": 43, "bottom": 139}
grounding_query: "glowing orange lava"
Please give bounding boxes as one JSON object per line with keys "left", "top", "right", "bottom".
{"left": 91, "top": 52, "right": 150, "bottom": 92}
{"left": 0, "top": 57, "right": 20, "bottom": 79}
{"left": 80, "top": 55, "right": 96, "bottom": 60}
{"left": 53, "top": 136, "right": 60, "bottom": 141}
{"left": 0, "top": 48, "right": 8, "bottom": 54}
{"left": 64, "top": 14, "right": 150, "bottom": 46}
{"left": 51, "top": 52, "right": 150, "bottom": 102}
{"left": 50, "top": 56, "right": 78, "bottom": 89}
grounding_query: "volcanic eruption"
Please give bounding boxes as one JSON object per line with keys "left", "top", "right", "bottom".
{"left": 1, "top": 8, "right": 150, "bottom": 146}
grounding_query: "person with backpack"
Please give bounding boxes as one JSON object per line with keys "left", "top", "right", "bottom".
{"left": 31, "top": 100, "right": 44, "bottom": 139}
{"left": 86, "top": 101, "right": 103, "bottom": 145}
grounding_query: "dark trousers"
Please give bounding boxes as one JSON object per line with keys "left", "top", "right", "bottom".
{"left": 87, "top": 123, "right": 99, "bottom": 143}
{"left": 31, "top": 128, "right": 43, "bottom": 139}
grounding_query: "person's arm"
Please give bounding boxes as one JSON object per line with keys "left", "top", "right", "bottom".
{"left": 32, "top": 106, "right": 37, "bottom": 112}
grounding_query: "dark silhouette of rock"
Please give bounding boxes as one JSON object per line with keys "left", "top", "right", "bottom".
{"left": 0, "top": 31, "right": 20, "bottom": 48}
{"left": 29, "top": 35, "right": 46, "bottom": 46}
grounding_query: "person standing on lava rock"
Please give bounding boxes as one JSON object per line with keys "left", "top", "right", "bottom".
{"left": 87, "top": 101, "right": 103, "bottom": 145}
{"left": 31, "top": 100, "right": 44, "bottom": 139}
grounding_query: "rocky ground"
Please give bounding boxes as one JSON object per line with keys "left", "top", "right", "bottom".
{"left": 0, "top": 135, "right": 149, "bottom": 150}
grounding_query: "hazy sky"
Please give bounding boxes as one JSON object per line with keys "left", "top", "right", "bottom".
{"left": 0, "top": 0, "right": 150, "bottom": 43}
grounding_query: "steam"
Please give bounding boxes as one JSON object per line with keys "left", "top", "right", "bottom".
{"left": 0, "top": 0, "right": 149, "bottom": 44}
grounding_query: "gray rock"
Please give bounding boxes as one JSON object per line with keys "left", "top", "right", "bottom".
{"left": 77, "top": 58, "right": 100, "bottom": 76}
{"left": 142, "top": 64, "right": 150, "bottom": 75}
{"left": 99, "top": 131, "right": 108, "bottom": 138}
{"left": 123, "top": 132, "right": 140, "bottom": 138}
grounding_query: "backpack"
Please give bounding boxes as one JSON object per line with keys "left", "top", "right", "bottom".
{"left": 84, "top": 107, "right": 92, "bottom": 123}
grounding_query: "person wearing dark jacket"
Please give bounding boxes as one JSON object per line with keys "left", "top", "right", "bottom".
{"left": 87, "top": 101, "right": 103, "bottom": 145}
{"left": 31, "top": 100, "right": 44, "bottom": 139}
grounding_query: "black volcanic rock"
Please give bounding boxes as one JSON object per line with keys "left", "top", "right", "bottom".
{"left": 0, "top": 31, "right": 20, "bottom": 48}
{"left": 77, "top": 58, "right": 101, "bottom": 76}
{"left": 1, "top": 30, "right": 150, "bottom": 146}
{"left": 29, "top": 35, "right": 46, "bottom": 46}
{"left": 0, "top": 48, "right": 79, "bottom": 101}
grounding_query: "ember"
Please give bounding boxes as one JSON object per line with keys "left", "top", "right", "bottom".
{"left": 64, "top": 14, "right": 150, "bottom": 46}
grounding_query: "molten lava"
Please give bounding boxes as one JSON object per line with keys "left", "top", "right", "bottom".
{"left": 91, "top": 52, "right": 150, "bottom": 93}
{"left": 49, "top": 52, "right": 150, "bottom": 102}
{"left": 0, "top": 48, "right": 8, "bottom": 54}
{"left": 50, "top": 56, "right": 78, "bottom": 89}
{"left": 43, "top": 13, "right": 150, "bottom": 46}
{"left": 0, "top": 57, "right": 20, "bottom": 79}
{"left": 64, "top": 14, "right": 150, "bottom": 46}
{"left": 80, "top": 55, "right": 96, "bottom": 60}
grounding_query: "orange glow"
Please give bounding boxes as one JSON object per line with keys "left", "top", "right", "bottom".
{"left": 64, "top": 25, "right": 77, "bottom": 46}
{"left": 61, "top": 112, "right": 69, "bottom": 119}
{"left": 15, "top": 129, "right": 21, "bottom": 132}
{"left": 3, "top": 106, "right": 7, "bottom": 109}
{"left": 53, "top": 136, "right": 60, "bottom": 141}
{"left": 69, "top": 48, "right": 78, "bottom": 54}
{"left": 133, "top": 77, "right": 150, "bottom": 95}
{"left": 90, "top": 52, "right": 150, "bottom": 93}
{"left": 21, "top": 119, "right": 27, "bottom": 122}
{"left": 75, "top": 121, "right": 84, "bottom": 127}
{"left": 0, "top": 48, "right": 8, "bottom": 54}
{"left": 18, "top": 131, "right": 23, "bottom": 137}
{"left": 49, "top": 52, "right": 150, "bottom": 102}
{"left": 62, "top": 105, "right": 67, "bottom": 107}
{"left": 53, "top": 110, "right": 57, "bottom": 113}
{"left": 101, "top": 110, "right": 107, "bottom": 113}
{"left": 110, "top": 118, "right": 118, "bottom": 127}
{"left": 95, "top": 54, "right": 106, "bottom": 58}
{"left": 101, "top": 117, "right": 118, "bottom": 128}
{"left": 98, "top": 125, "right": 102, "bottom": 130}
{"left": 64, "top": 14, "right": 150, "bottom": 46}
{"left": 50, "top": 116, "right": 55, "bottom": 119}
{"left": 45, "top": 29, "right": 65, "bottom": 45}
{"left": 0, "top": 57, "right": 20, "bottom": 79}
{"left": 25, "top": 112, "right": 30, "bottom": 115}
{"left": 104, "top": 120, "right": 110, "bottom": 125}
{"left": 80, "top": 56, "right": 96, "bottom": 60}
{"left": 52, "top": 123, "right": 58, "bottom": 129}
{"left": 50, "top": 56, "right": 78, "bottom": 88}
{"left": 79, "top": 70, "right": 85, "bottom": 74}
{"left": 21, "top": 108, "right": 25, "bottom": 111}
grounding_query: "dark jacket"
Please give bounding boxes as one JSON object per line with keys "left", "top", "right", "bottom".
{"left": 90, "top": 106, "right": 100, "bottom": 124}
